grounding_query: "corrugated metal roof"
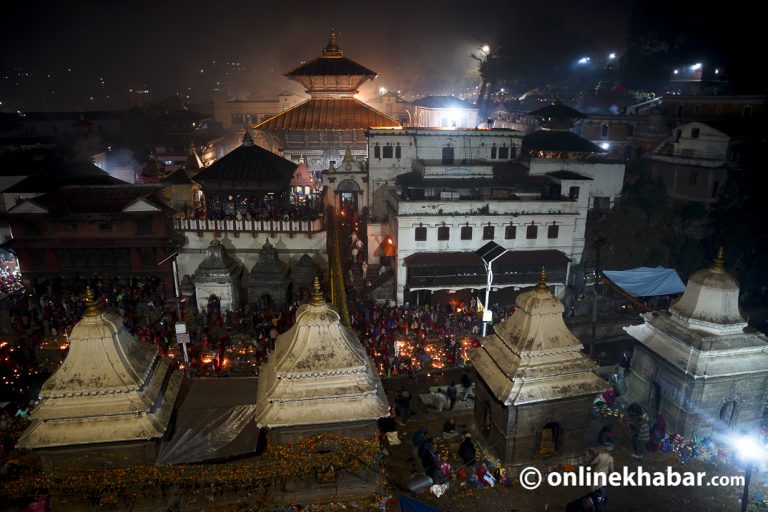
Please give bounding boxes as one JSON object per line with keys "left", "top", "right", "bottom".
{"left": 284, "top": 56, "right": 377, "bottom": 78}
{"left": 255, "top": 98, "right": 400, "bottom": 131}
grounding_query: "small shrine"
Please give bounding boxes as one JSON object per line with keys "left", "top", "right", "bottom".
{"left": 291, "top": 253, "right": 322, "bottom": 303}
{"left": 624, "top": 248, "right": 768, "bottom": 438}
{"left": 255, "top": 277, "right": 388, "bottom": 444}
{"left": 470, "top": 268, "right": 605, "bottom": 468}
{"left": 193, "top": 239, "right": 244, "bottom": 313}
{"left": 17, "top": 287, "right": 182, "bottom": 469}
{"left": 246, "top": 239, "right": 291, "bottom": 311}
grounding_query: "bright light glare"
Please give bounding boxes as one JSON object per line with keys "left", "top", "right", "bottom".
{"left": 608, "top": 53, "right": 616, "bottom": 60}
{"left": 733, "top": 435, "right": 764, "bottom": 461}
{"left": 600, "top": 143, "right": 610, "bottom": 150}
{"left": 379, "top": 87, "right": 387, "bottom": 95}
{"left": 673, "top": 69, "right": 679, "bottom": 75}
{"left": 482, "top": 44, "right": 490, "bottom": 53}
{"left": 691, "top": 63, "right": 702, "bottom": 70}
{"left": 578, "top": 57, "right": 590, "bottom": 64}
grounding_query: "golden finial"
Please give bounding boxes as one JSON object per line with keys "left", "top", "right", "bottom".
{"left": 712, "top": 246, "right": 725, "bottom": 272}
{"left": 83, "top": 286, "right": 101, "bottom": 317}
{"left": 322, "top": 27, "right": 343, "bottom": 58}
{"left": 534, "top": 266, "right": 549, "bottom": 293}
{"left": 310, "top": 276, "right": 325, "bottom": 306}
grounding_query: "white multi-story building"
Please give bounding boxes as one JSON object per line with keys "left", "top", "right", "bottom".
{"left": 366, "top": 127, "right": 625, "bottom": 303}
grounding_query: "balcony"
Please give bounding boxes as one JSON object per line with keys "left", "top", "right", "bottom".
{"left": 174, "top": 217, "right": 324, "bottom": 237}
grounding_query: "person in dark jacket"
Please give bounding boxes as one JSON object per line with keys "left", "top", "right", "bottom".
{"left": 458, "top": 433, "right": 476, "bottom": 465}
{"left": 446, "top": 382, "right": 458, "bottom": 409}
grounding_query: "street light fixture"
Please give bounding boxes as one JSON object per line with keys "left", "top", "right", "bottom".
{"left": 476, "top": 241, "right": 508, "bottom": 337}
{"left": 732, "top": 434, "right": 766, "bottom": 512}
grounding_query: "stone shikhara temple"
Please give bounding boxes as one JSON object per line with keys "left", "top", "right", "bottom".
{"left": 470, "top": 268, "right": 605, "bottom": 468}
{"left": 624, "top": 248, "right": 768, "bottom": 438}
{"left": 255, "top": 277, "right": 388, "bottom": 444}
{"left": 17, "top": 287, "right": 182, "bottom": 469}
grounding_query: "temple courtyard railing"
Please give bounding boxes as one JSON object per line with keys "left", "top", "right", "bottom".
{"left": 173, "top": 217, "right": 325, "bottom": 237}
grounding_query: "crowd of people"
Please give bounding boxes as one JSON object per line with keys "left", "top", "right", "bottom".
{"left": 178, "top": 200, "right": 321, "bottom": 223}
{"left": 350, "top": 299, "right": 514, "bottom": 378}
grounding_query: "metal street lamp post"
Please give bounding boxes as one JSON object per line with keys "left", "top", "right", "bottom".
{"left": 733, "top": 434, "right": 766, "bottom": 512}
{"left": 476, "top": 241, "right": 508, "bottom": 337}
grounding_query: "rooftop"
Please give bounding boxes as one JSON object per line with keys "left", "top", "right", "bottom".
{"left": 255, "top": 97, "right": 400, "bottom": 131}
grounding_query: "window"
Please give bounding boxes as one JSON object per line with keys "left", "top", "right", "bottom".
{"left": 676, "top": 105, "right": 684, "bottom": 118}
{"left": 676, "top": 129, "right": 682, "bottom": 142}
{"left": 694, "top": 104, "right": 700, "bottom": 114}
{"left": 499, "top": 146, "right": 509, "bottom": 159}
{"left": 382, "top": 145, "right": 393, "bottom": 158}
{"left": 509, "top": 146, "right": 517, "bottom": 158}
{"left": 374, "top": 144, "right": 381, "bottom": 159}
{"left": 504, "top": 225, "right": 516, "bottom": 239}
{"left": 491, "top": 145, "right": 497, "bottom": 159}
{"left": 569, "top": 186, "right": 580, "bottom": 199}
{"left": 626, "top": 124, "right": 634, "bottom": 137}
{"left": 601, "top": 124, "right": 609, "bottom": 137}
{"left": 712, "top": 180, "right": 720, "bottom": 198}
{"left": 437, "top": 226, "right": 450, "bottom": 240}
{"left": 482, "top": 225, "right": 495, "bottom": 240}
{"left": 719, "top": 401, "right": 738, "bottom": 429}
{"left": 140, "top": 247, "right": 155, "bottom": 267}
{"left": 526, "top": 224, "right": 538, "bottom": 239}
{"left": 691, "top": 127, "right": 700, "bottom": 139}
{"left": 395, "top": 144, "right": 401, "bottom": 159}
{"left": 414, "top": 226, "right": 427, "bottom": 241}
{"left": 743, "top": 105, "right": 752, "bottom": 118}
{"left": 460, "top": 226, "right": 473, "bottom": 240}
{"left": 688, "top": 170, "right": 699, "bottom": 185}
{"left": 25, "top": 222, "right": 40, "bottom": 236}
{"left": 442, "top": 146, "right": 454, "bottom": 165}
{"left": 137, "top": 219, "right": 153, "bottom": 235}
{"left": 547, "top": 224, "right": 559, "bottom": 239}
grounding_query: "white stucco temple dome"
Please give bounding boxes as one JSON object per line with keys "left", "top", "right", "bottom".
{"left": 17, "top": 287, "right": 181, "bottom": 452}
{"left": 669, "top": 247, "right": 748, "bottom": 335}
{"left": 255, "top": 277, "right": 388, "bottom": 430}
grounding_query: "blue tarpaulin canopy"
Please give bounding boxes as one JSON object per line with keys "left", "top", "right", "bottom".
{"left": 602, "top": 267, "right": 685, "bottom": 297}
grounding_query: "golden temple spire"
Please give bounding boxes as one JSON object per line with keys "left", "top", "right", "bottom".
{"left": 83, "top": 286, "right": 101, "bottom": 317}
{"left": 712, "top": 246, "right": 725, "bottom": 272}
{"left": 310, "top": 276, "right": 325, "bottom": 306}
{"left": 534, "top": 266, "right": 550, "bottom": 293}
{"left": 322, "top": 27, "right": 343, "bottom": 58}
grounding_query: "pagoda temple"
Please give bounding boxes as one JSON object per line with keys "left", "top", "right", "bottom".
{"left": 624, "top": 248, "right": 768, "bottom": 438}
{"left": 17, "top": 287, "right": 182, "bottom": 469}
{"left": 254, "top": 30, "right": 400, "bottom": 171}
{"left": 469, "top": 268, "right": 605, "bottom": 467}
{"left": 192, "top": 131, "right": 298, "bottom": 219}
{"left": 255, "top": 277, "right": 388, "bottom": 444}
{"left": 522, "top": 98, "right": 604, "bottom": 160}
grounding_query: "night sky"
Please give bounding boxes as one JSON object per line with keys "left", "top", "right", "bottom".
{"left": 1, "top": 0, "right": 633, "bottom": 111}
